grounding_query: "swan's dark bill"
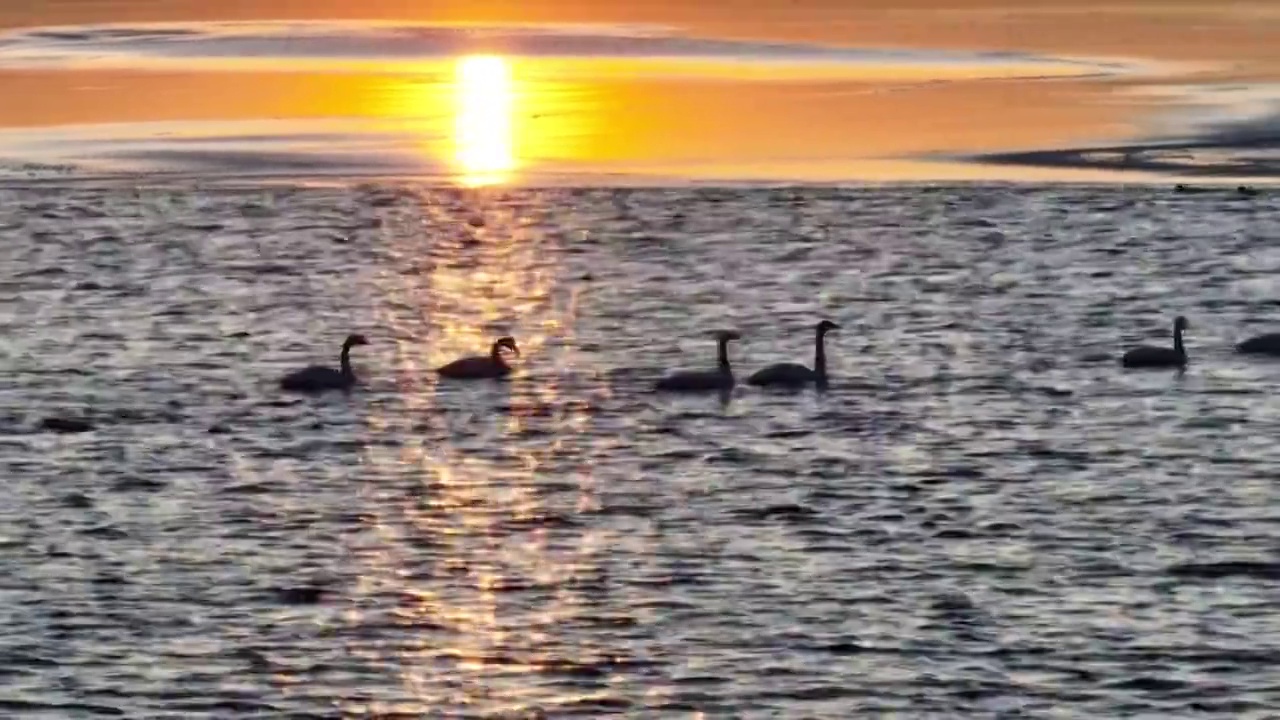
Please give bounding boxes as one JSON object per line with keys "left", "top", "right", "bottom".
{"left": 437, "top": 336, "right": 520, "bottom": 379}
{"left": 1121, "top": 316, "right": 1188, "bottom": 369}
{"left": 280, "top": 333, "right": 369, "bottom": 392}
{"left": 747, "top": 319, "right": 838, "bottom": 388}
{"left": 1236, "top": 332, "right": 1280, "bottom": 356}
{"left": 655, "top": 329, "right": 741, "bottom": 393}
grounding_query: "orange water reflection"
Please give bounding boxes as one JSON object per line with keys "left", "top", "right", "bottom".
{"left": 0, "top": 0, "right": 1278, "bottom": 184}
{"left": 0, "top": 63, "right": 1157, "bottom": 184}
{"left": 348, "top": 187, "right": 616, "bottom": 714}
{"left": 390, "top": 54, "right": 600, "bottom": 186}
{"left": 453, "top": 56, "right": 515, "bottom": 186}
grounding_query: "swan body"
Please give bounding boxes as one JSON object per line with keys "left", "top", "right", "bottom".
{"left": 1121, "top": 316, "right": 1188, "bottom": 369}
{"left": 748, "top": 362, "right": 815, "bottom": 386}
{"left": 280, "top": 334, "right": 369, "bottom": 392}
{"left": 437, "top": 336, "right": 520, "bottom": 379}
{"left": 655, "top": 330, "right": 741, "bottom": 393}
{"left": 748, "top": 319, "right": 838, "bottom": 388}
{"left": 1235, "top": 332, "right": 1280, "bottom": 356}
{"left": 655, "top": 368, "right": 734, "bottom": 392}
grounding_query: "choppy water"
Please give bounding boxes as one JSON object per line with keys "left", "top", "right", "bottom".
{"left": 2, "top": 182, "right": 1279, "bottom": 718}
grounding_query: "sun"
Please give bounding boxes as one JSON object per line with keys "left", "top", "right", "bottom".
{"left": 453, "top": 55, "right": 515, "bottom": 186}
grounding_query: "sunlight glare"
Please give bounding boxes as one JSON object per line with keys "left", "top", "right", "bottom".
{"left": 454, "top": 55, "right": 515, "bottom": 185}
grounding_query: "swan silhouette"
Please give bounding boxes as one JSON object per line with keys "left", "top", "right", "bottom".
{"left": 1235, "top": 330, "right": 1280, "bottom": 356}
{"left": 655, "top": 330, "right": 741, "bottom": 393}
{"left": 1121, "top": 316, "right": 1188, "bottom": 369}
{"left": 280, "top": 334, "right": 369, "bottom": 392}
{"left": 747, "top": 319, "right": 838, "bottom": 389}
{"left": 437, "top": 336, "right": 520, "bottom": 379}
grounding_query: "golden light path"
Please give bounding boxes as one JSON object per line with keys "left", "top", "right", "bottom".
{"left": 453, "top": 55, "right": 516, "bottom": 186}
{"left": 335, "top": 51, "right": 629, "bottom": 716}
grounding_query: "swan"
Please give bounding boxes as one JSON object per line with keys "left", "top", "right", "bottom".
{"left": 1235, "top": 331, "right": 1280, "bottom": 356}
{"left": 747, "top": 319, "right": 838, "bottom": 388}
{"left": 1121, "top": 316, "right": 1188, "bottom": 369}
{"left": 654, "top": 330, "right": 741, "bottom": 392}
{"left": 280, "top": 333, "right": 369, "bottom": 392}
{"left": 437, "top": 336, "right": 520, "bottom": 379}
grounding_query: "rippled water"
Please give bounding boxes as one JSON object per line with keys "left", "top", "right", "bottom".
{"left": 2, "top": 182, "right": 1279, "bottom": 718}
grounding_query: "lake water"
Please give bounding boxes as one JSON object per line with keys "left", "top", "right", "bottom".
{"left": 2, "top": 182, "right": 1279, "bottom": 717}
{"left": 0, "top": 2, "right": 1278, "bottom": 183}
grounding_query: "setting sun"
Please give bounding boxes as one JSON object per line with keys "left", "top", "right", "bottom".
{"left": 453, "top": 55, "right": 515, "bottom": 185}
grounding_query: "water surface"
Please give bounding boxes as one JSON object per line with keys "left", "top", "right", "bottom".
{"left": 2, "top": 183, "right": 1279, "bottom": 717}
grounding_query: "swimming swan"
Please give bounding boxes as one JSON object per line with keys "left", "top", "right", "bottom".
{"left": 654, "top": 330, "right": 741, "bottom": 392}
{"left": 1235, "top": 331, "right": 1280, "bottom": 356}
{"left": 747, "top": 319, "right": 838, "bottom": 388}
{"left": 1121, "top": 316, "right": 1188, "bottom": 369}
{"left": 280, "top": 333, "right": 369, "bottom": 392}
{"left": 437, "top": 336, "right": 520, "bottom": 379}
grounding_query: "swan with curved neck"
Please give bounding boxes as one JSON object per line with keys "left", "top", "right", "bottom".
{"left": 655, "top": 330, "right": 741, "bottom": 392}
{"left": 747, "top": 319, "right": 838, "bottom": 388}
{"left": 1121, "top": 316, "right": 1188, "bottom": 369}
{"left": 280, "top": 333, "right": 369, "bottom": 392}
{"left": 437, "top": 336, "right": 520, "bottom": 379}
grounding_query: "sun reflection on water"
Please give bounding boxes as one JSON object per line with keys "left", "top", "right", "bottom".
{"left": 346, "top": 185, "right": 623, "bottom": 714}
{"left": 373, "top": 52, "right": 600, "bottom": 186}
{"left": 454, "top": 55, "right": 515, "bottom": 187}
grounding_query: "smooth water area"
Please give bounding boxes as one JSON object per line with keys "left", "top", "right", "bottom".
{"left": 0, "top": 6, "right": 1275, "bottom": 184}
{"left": 1, "top": 184, "right": 1279, "bottom": 717}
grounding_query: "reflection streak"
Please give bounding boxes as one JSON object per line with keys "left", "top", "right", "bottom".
{"left": 351, "top": 185, "right": 619, "bottom": 714}
{"left": 454, "top": 55, "right": 515, "bottom": 186}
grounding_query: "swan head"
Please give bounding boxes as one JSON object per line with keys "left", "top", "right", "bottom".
{"left": 494, "top": 336, "right": 520, "bottom": 357}
{"left": 344, "top": 333, "right": 370, "bottom": 348}
{"left": 816, "top": 319, "right": 839, "bottom": 335}
{"left": 713, "top": 330, "right": 742, "bottom": 344}
{"left": 1174, "top": 316, "right": 1189, "bottom": 332}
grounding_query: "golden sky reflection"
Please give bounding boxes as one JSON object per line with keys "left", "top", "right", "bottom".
{"left": 0, "top": 59, "right": 1195, "bottom": 185}
{"left": 0, "top": 1, "right": 1277, "bottom": 71}
{"left": 0, "top": 2, "right": 1277, "bottom": 181}
{"left": 349, "top": 189, "right": 614, "bottom": 712}
{"left": 453, "top": 56, "right": 515, "bottom": 186}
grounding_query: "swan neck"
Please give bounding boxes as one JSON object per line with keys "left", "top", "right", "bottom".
{"left": 717, "top": 339, "right": 731, "bottom": 372}
{"left": 1174, "top": 325, "right": 1185, "bottom": 356}
{"left": 814, "top": 330, "right": 828, "bottom": 377}
{"left": 490, "top": 343, "right": 509, "bottom": 367}
{"left": 340, "top": 344, "right": 354, "bottom": 376}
